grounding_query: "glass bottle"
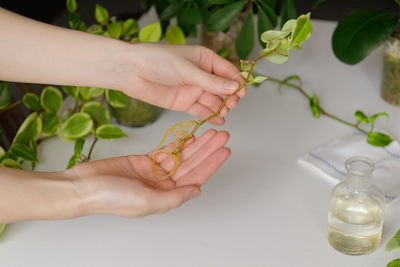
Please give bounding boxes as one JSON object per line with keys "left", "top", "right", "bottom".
{"left": 327, "top": 156, "right": 385, "bottom": 255}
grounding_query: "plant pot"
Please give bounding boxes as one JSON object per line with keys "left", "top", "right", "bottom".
{"left": 109, "top": 98, "right": 162, "bottom": 127}
{"left": 381, "top": 36, "right": 400, "bottom": 106}
{"left": 201, "top": 8, "right": 250, "bottom": 65}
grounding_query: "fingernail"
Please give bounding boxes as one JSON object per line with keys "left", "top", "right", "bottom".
{"left": 189, "top": 189, "right": 201, "bottom": 199}
{"left": 224, "top": 80, "right": 239, "bottom": 91}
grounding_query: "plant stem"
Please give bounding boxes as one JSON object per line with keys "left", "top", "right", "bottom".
{"left": 86, "top": 93, "right": 105, "bottom": 161}
{"left": 0, "top": 100, "right": 23, "bottom": 115}
{"left": 267, "top": 76, "right": 369, "bottom": 135}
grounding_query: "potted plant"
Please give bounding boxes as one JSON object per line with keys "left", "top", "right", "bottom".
{"left": 66, "top": 0, "right": 186, "bottom": 127}
{"left": 331, "top": 2, "right": 399, "bottom": 105}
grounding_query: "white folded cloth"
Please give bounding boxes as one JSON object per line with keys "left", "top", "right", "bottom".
{"left": 298, "top": 132, "right": 400, "bottom": 203}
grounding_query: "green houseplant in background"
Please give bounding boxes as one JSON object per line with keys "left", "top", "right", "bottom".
{"left": 67, "top": 0, "right": 186, "bottom": 127}
{"left": 0, "top": 0, "right": 186, "bottom": 236}
{"left": 331, "top": 2, "right": 400, "bottom": 106}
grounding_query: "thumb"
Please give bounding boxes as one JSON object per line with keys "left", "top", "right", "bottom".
{"left": 185, "top": 65, "right": 240, "bottom": 95}
{"left": 153, "top": 186, "right": 201, "bottom": 213}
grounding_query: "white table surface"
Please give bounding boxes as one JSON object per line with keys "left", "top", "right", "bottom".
{"left": 2, "top": 14, "right": 400, "bottom": 267}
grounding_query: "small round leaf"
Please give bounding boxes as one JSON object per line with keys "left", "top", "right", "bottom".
{"left": 0, "top": 82, "right": 11, "bottom": 110}
{"left": 66, "top": 0, "right": 77, "bottom": 13}
{"left": 59, "top": 112, "right": 93, "bottom": 142}
{"left": 139, "top": 21, "right": 162, "bottom": 42}
{"left": 367, "top": 132, "right": 393, "bottom": 147}
{"left": 81, "top": 101, "right": 110, "bottom": 126}
{"left": 95, "top": 4, "right": 109, "bottom": 25}
{"left": 23, "top": 93, "right": 41, "bottom": 110}
{"left": 165, "top": 26, "right": 186, "bottom": 45}
{"left": 14, "top": 112, "right": 42, "bottom": 145}
{"left": 41, "top": 111, "right": 60, "bottom": 135}
{"left": 41, "top": 86, "right": 63, "bottom": 113}
{"left": 105, "top": 90, "right": 130, "bottom": 108}
{"left": 96, "top": 124, "right": 127, "bottom": 140}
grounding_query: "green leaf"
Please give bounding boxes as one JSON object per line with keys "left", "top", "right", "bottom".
{"left": 354, "top": 110, "right": 369, "bottom": 123}
{"left": 369, "top": 112, "right": 389, "bottom": 124}
{"left": 261, "top": 30, "right": 289, "bottom": 43}
{"left": 96, "top": 124, "right": 127, "bottom": 140}
{"left": 280, "top": 0, "right": 297, "bottom": 29}
{"left": 309, "top": 93, "right": 320, "bottom": 119}
{"left": 122, "top": 18, "right": 139, "bottom": 38}
{"left": 290, "top": 13, "right": 313, "bottom": 47}
{"left": 0, "top": 158, "right": 23, "bottom": 169}
{"left": 257, "top": 1, "right": 277, "bottom": 27}
{"left": 79, "top": 87, "right": 104, "bottom": 102}
{"left": 66, "top": 154, "right": 80, "bottom": 169}
{"left": 41, "top": 86, "right": 63, "bottom": 113}
{"left": 258, "top": 0, "right": 276, "bottom": 10}
{"left": 74, "top": 138, "right": 85, "bottom": 155}
{"left": 140, "top": 0, "right": 153, "bottom": 12}
{"left": 0, "top": 224, "right": 4, "bottom": 235}
{"left": 160, "top": 2, "right": 184, "bottom": 20}
{"left": 206, "top": 1, "right": 246, "bottom": 32}
{"left": 0, "top": 146, "right": 5, "bottom": 158}
{"left": 9, "top": 143, "right": 38, "bottom": 163}
{"left": 105, "top": 90, "right": 130, "bottom": 108}
{"left": 41, "top": 111, "right": 60, "bottom": 135}
{"left": 235, "top": 11, "right": 254, "bottom": 59}
{"left": 395, "top": 229, "right": 400, "bottom": 241}
{"left": 0, "top": 82, "right": 11, "bottom": 110}
{"left": 264, "top": 38, "right": 289, "bottom": 64}
{"left": 386, "top": 237, "right": 400, "bottom": 251}
{"left": 387, "top": 259, "right": 400, "bottom": 267}
{"left": 87, "top": 24, "right": 104, "bottom": 35}
{"left": 367, "top": 132, "right": 393, "bottom": 147}
{"left": 66, "top": 0, "right": 77, "bottom": 13}
{"left": 95, "top": 4, "right": 109, "bottom": 25}
{"left": 107, "top": 22, "right": 123, "bottom": 39}
{"left": 253, "top": 76, "right": 268, "bottom": 83}
{"left": 58, "top": 112, "right": 93, "bottom": 142}
{"left": 165, "top": 26, "right": 186, "bottom": 44}
{"left": 139, "top": 21, "right": 162, "bottom": 42}
{"left": 207, "top": 0, "right": 236, "bottom": 4}
{"left": 282, "top": 19, "right": 296, "bottom": 32}
{"left": 332, "top": 10, "right": 397, "bottom": 65}
{"left": 240, "top": 60, "right": 253, "bottom": 71}
{"left": 62, "top": 86, "right": 79, "bottom": 99}
{"left": 81, "top": 101, "right": 110, "bottom": 126}
{"left": 178, "top": 7, "right": 203, "bottom": 26}
{"left": 14, "top": 112, "right": 42, "bottom": 145}
{"left": 68, "top": 13, "right": 86, "bottom": 31}
{"left": 257, "top": 7, "right": 274, "bottom": 47}
{"left": 23, "top": 93, "right": 41, "bottom": 110}
{"left": 217, "top": 48, "right": 230, "bottom": 58}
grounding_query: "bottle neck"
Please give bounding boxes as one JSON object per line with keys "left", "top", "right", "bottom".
{"left": 344, "top": 156, "right": 375, "bottom": 191}
{"left": 346, "top": 173, "right": 372, "bottom": 190}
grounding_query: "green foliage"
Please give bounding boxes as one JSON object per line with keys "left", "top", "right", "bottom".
{"left": 387, "top": 237, "right": 400, "bottom": 251}
{"left": 79, "top": 87, "right": 104, "bottom": 102}
{"left": 332, "top": 9, "right": 397, "bottom": 65}
{"left": 23, "top": 93, "right": 41, "bottom": 110}
{"left": 66, "top": 139, "right": 85, "bottom": 169}
{"left": 165, "top": 25, "right": 186, "bottom": 44}
{"left": 59, "top": 112, "right": 93, "bottom": 142}
{"left": 206, "top": 1, "right": 247, "bottom": 32}
{"left": 13, "top": 113, "right": 42, "bottom": 145}
{"left": 0, "top": 82, "right": 11, "bottom": 110}
{"left": 66, "top": 0, "right": 77, "bottom": 13}
{"left": 309, "top": 93, "right": 320, "bottom": 118}
{"left": 107, "top": 22, "right": 123, "bottom": 39}
{"left": 41, "top": 112, "right": 60, "bottom": 135}
{"left": 139, "top": 21, "right": 162, "bottom": 42}
{"left": 62, "top": 86, "right": 79, "bottom": 99}
{"left": 387, "top": 259, "right": 400, "bottom": 267}
{"left": 0, "top": 158, "right": 23, "bottom": 169}
{"left": 0, "top": 224, "right": 4, "bottom": 235}
{"left": 95, "top": 4, "right": 109, "bottom": 25}
{"left": 367, "top": 132, "right": 393, "bottom": 147}
{"left": 236, "top": 10, "right": 254, "bottom": 59}
{"left": 95, "top": 125, "right": 127, "bottom": 140}
{"left": 106, "top": 90, "right": 130, "bottom": 108}
{"left": 9, "top": 143, "right": 38, "bottom": 163}
{"left": 41, "top": 86, "right": 63, "bottom": 113}
{"left": 280, "top": 0, "right": 297, "bottom": 29}
{"left": 123, "top": 19, "right": 139, "bottom": 39}
{"left": 68, "top": 13, "right": 86, "bottom": 31}
{"left": 81, "top": 101, "right": 110, "bottom": 126}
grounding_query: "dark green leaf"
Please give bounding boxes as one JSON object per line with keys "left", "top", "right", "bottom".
{"left": 74, "top": 138, "right": 85, "bottom": 155}
{"left": 105, "top": 90, "right": 130, "bottom": 108}
{"left": 206, "top": 1, "right": 246, "bottom": 32}
{"left": 332, "top": 10, "right": 397, "bottom": 65}
{"left": 354, "top": 110, "right": 369, "bottom": 123}
{"left": 207, "top": 0, "right": 236, "bottom": 4}
{"left": 140, "top": 0, "right": 153, "bottom": 13}
{"left": 309, "top": 93, "right": 320, "bottom": 119}
{"left": 96, "top": 124, "right": 127, "bottom": 140}
{"left": 367, "top": 132, "right": 393, "bottom": 147}
{"left": 13, "top": 112, "right": 42, "bottom": 145}
{"left": 160, "top": 2, "right": 184, "bottom": 21}
{"left": 66, "top": 0, "right": 77, "bottom": 13}
{"left": 387, "top": 237, "right": 400, "bottom": 251}
{"left": 23, "top": 93, "right": 41, "bottom": 110}
{"left": 41, "top": 86, "right": 63, "bottom": 113}
{"left": 81, "top": 101, "right": 110, "bottom": 126}
{"left": 41, "top": 111, "right": 60, "bottom": 135}
{"left": 257, "top": 1, "right": 277, "bottom": 27}
{"left": 9, "top": 143, "right": 38, "bottom": 163}
{"left": 0, "top": 82, "right": 11, "bottom": 110}
{"left": 236, "top": 11, "right": 254, "bottom": 59}
{"left": 107, "top": 22, "right": 123, "bottom": 39}
{"left": 178, "top": 7, "right": 203, "bottom": 26}
{"left": 257, "top": 7, "right": 274, "bottom": 47}
{"left": 280, "top": 0, "right": 297, "bottom": 29}
{"left": 122, "top": 18, "right": 139, "bottom": 38}
{"left": 95, "top": 4, "right": 109, "bottom": 25}
{"left": 66, "top": 154, "right": 80, "bottom": 169}
{"left": 68, "top": 13, "right": 86, "bottom": 31}
{"left": 387, "top": 259, "right": 400, "bottom": 267}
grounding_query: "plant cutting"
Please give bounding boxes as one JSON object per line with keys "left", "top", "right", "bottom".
{"left": 387, "top": 229, "right": 400, "bottom": 267}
